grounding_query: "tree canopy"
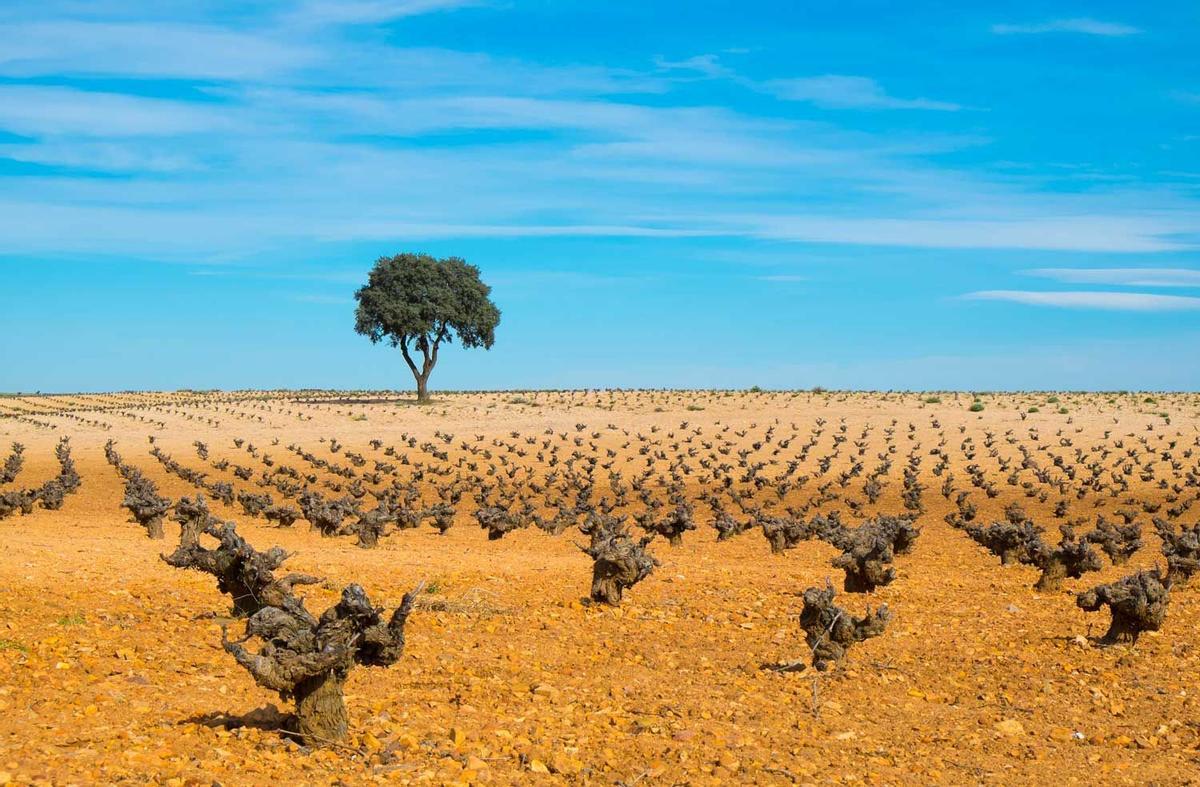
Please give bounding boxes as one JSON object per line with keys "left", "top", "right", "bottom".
{"left": 354, "top": 253, "right": 500, "bottom": 401}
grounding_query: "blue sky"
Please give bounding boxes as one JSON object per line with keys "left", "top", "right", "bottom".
{"left": 1, "top": 0, "right": 1198, "bottom": 392}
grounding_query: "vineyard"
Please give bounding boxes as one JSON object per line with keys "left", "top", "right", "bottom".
{"left": 1, "top": 389, "right": 1199, "bottom": 784}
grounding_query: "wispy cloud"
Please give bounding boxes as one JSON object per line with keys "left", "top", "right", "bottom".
{"left": 0, "top": 140, "right": 200, "bottom": 173}
{"left": 991, "top": 18, "right": 1140, "bottom": 37}
{"left": 0, "top": 85, "right": 233, "bottom": 137}
{"left": 763, "top": 75, "right": 960, "bottom": 111}
{"left": 488, "top": 270, "right": 656, "bottom": 289}
{"left": 289, "top": 0, "right": 480, "bottom": 25}
{"left": 964, "top": 290, "right": 1200, "bottom": 311}
{"left": 0, "top": 21, "right": 313, "bottom": 80}
{"left": 746, "top": 215, "right": 1185, "bottom": 252}
{"left": 1024, "top": 268, "right": 1200, "bottom": 287}
{"left": 314, "top": 221, "right": 724, "bottom": 242}
{"left": 0, "top": 2, "right": 1194, "bottom": 263}
{"left": 287, "top": 293, "right": 354, "bottom": 305}
{"left": 653, "top": 54, "right": 733, "bottom": 79}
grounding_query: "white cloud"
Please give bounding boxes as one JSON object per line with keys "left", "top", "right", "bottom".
{"left": 289, "top": 0, "right": 479, "bottom": 25}
{"left": 1024, "top": 268, "right": 1200, "bottom": 287}
{"left": 287, "top": 293, "right": 354, "bottom": 305}
{"left": 0, "top": 21, "right": 664, "bottom": 95}
{"left": 0, "top": 140, "right": 200, "bottom": 173}
{"left": 0, "top": 6, "right": 1195, "bottom": 261}
{"left": 654, "top": 54, "right": 732, "bottom": 79}
{"left": 0, "top": 21, "right": 312, "bottom": 80}
{"left": 0, "top": 85, "right": 233, "bottom": 137}
{"left": 314, "top": 222, "right": 724, "bottom": 241}
{"left": 763, "top": 75, "right": 960, "bottom": 111}
{"left": 964, "top": 290, "right": 1200, "bottom": 311}
{"left": 746, "top": 215, "right": 1185, "bottom": 253}
{"left": 991, "top": 18, "right": 1140, "bottom": 36}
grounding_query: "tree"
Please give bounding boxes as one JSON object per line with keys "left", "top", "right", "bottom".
{"left": 354, "top": 253, "right": 500, "bottom": 402}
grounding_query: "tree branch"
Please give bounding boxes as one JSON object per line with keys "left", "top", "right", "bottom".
{"left": 398, "top": 337, "right": 421, "bottom": 378}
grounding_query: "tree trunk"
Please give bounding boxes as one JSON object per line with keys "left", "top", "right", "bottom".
{"left": 145, "top": 516, "right": 164, "bottom": 540}
{"left": 400, "top": 334, "right": 438, "bottom": 403}
{"left": 1035, "top": 559, "right": 1066, "bottom": 592}
{"left": 1101, "top": 612, "right": 1140, "bottom": 645}
{"left": 226, "top": 579, "right": 262, "bottom": 618}
{"left": 591, "top": 569, "right": 623, "bottom": 606}
{"left": 293, "top": 672, "right": 349, "bottom": 744}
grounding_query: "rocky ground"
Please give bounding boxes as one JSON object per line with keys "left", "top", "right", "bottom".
{"left": 1, "top": 389, "right": 1198, "bottom": 785}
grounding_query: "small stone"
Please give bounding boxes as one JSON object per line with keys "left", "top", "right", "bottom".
{"left": 550, "top": 753, "right": 583, "bottom": 775}
{"left": 995, "top": 719, "right": 1025, "bottom": 738}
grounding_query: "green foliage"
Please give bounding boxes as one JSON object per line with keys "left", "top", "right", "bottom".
{"left": 355, "top": 253, "right": 499, "bottom": 350}
{"left": 923, "top": 395, "right": 941, "bottom": 404}
{"left": 57, "top": 613, "right": 86, "bottom": 626}
{"left": 1027, "top": 406, "right": 1040, "bottom": 413}
{"left": 354, "top": 253, "right": 501, "bottom": 399}
{"left": 969, "top": 402, "right": 985, "bottom": 412}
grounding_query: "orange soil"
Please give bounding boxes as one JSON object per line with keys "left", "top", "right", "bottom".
{"left": 0, "top": 390, "right": 1198, "bottom": 786}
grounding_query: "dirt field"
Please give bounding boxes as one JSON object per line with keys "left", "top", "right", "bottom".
{"left": 1, "top": 389, "right": 1198, "bottom": 785}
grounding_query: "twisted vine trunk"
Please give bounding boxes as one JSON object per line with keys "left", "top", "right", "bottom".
{"left": 146, "top": 516, "right": 165, "bottom": 540}
{"left": 1034, "top": 558, "right": 1066, "bottom": 592}
{"left": 293, "top": 672, "right": 349, "bottom": 743}
{"left": 591, "top": 563, "right": 626, "bottom": 606}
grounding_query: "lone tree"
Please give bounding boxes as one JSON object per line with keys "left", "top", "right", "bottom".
{"left": 354, "top": 253, "right": 500, "bottom": 402}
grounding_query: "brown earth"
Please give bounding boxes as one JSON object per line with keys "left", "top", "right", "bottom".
{"left": 1, "top": 389, "right": 1199, "bottom": 786}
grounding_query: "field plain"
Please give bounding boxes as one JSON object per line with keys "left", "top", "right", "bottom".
{"left": 1, "top": 389, "right": 1198, "bottom": 785}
